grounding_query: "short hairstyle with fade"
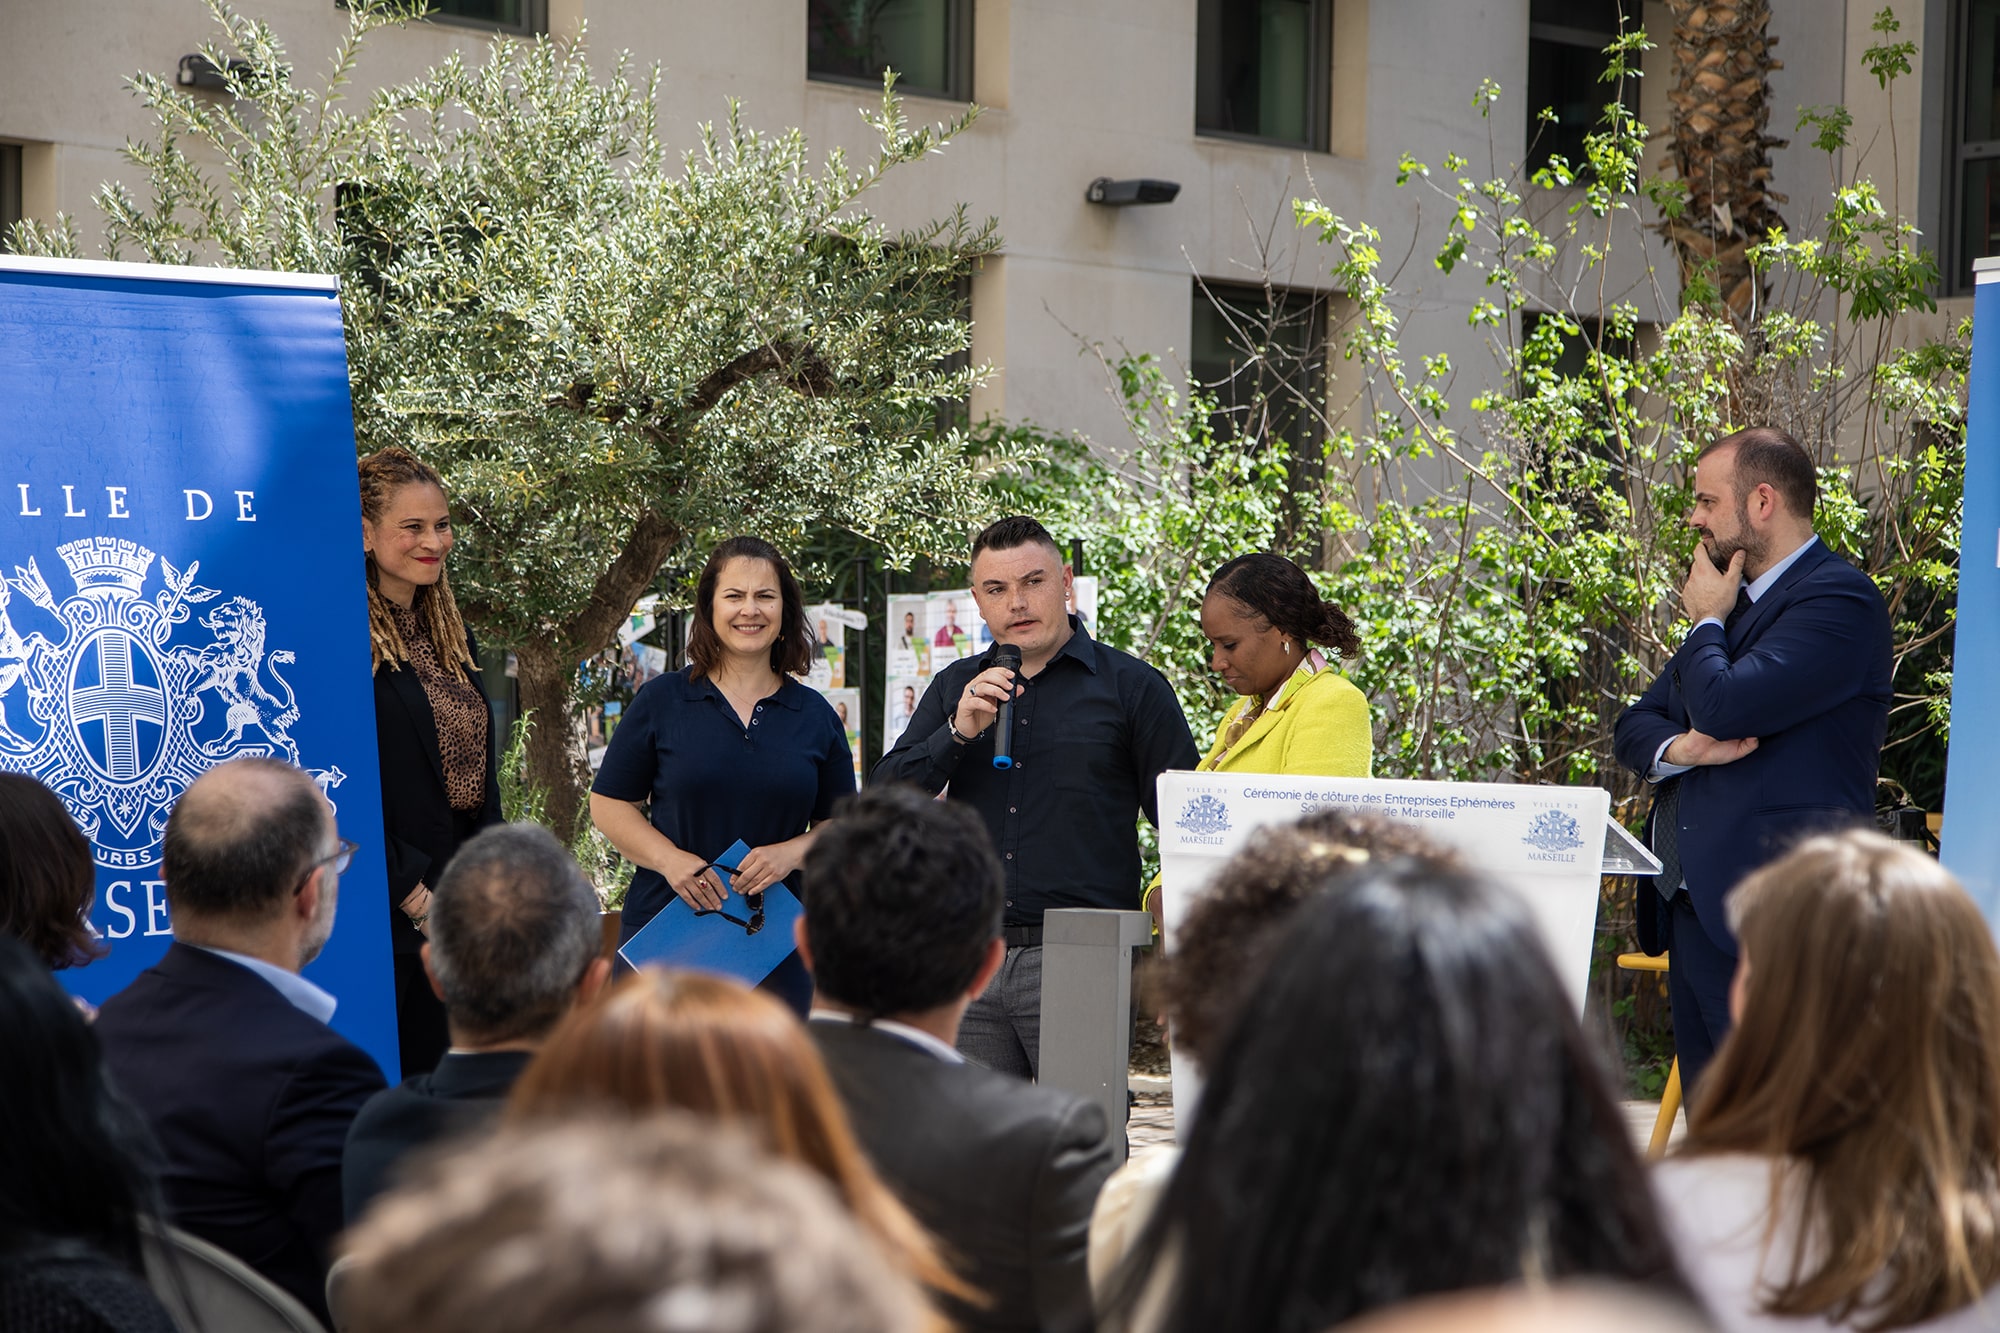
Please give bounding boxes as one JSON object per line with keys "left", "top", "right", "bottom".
{"left": 802, "top": 785, "right": 1004, "bottom": 1017}
{"left": 161, "top": 758, "right": 326, "bottom": 921}
{"left": 1698, "top": 426, "right": 1817, "bottom": 519}
{"left": 970, "top": 514, "right": 1063, "bottom": 564}
{"left": 427, "top": 823, "right": 602, "bottom": 1044}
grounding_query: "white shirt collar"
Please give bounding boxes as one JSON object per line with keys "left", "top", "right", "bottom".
{"left": 809, "top": 1008, "right": 964, "bottom": 1064}
{"left": 1746, "top": 534, "right": 1818, "bottom": 603}
{"left": 191, "top": 945, "right": 339, "bottom": 1025}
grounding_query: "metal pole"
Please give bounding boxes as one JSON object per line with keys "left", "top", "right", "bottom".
{"left": 1039, "top": 908, "right": 1153, "bottom": 1161}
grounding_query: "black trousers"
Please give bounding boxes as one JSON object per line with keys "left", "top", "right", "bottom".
{"left": 393, "top": 950, "right": 450, "bottom": 1078}
{"left": 1667, "top": 889, "right": 1739, "bottom": 1096}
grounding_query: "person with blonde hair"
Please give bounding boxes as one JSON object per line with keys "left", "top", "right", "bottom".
{"left": 360, "top": 446, "right": 501, "bottom": 1075}
{"left": 339, "top": 1114, "right": 931, "bottom": 1333}
{"left": 507, "top": 968, "right": 972, "bottom": 1320}
{"left": 1656, "top": 829, "right": 2000, "bottom": 1332}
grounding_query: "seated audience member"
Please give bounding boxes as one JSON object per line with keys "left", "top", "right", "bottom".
{"left": 93, "top": 758, "right": 386, "bottom": 1324}
{"left": 343, "top": 821, "right": 611, "bottom": 1222}
{"left": 507, "top": 967, "right": 971, "bottom": 1315}
{"left": 1104, "top": 858, "right": 1693, "bottom": 1333}
{"left": 1092, "top": 810, "right": 1457, "bottom": 1295}
{"left": 0, "top": 772, "right": 103, "bottom": 971}
{"left": 797, "top": 785, "right": 1117, "bottom": 1333}
{"left": 340, "top": 1114, "right": 931, "bottom": 1333}
{"left": 0, "top": 935, "right": 177, "bottom": 1333}
{"left": 1657, "top": 830, "right": 2000, "bottom": 1333}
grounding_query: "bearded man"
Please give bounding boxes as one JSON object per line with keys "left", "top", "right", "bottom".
{"left": 1614, "top": 427, "right": 1891, "bottom": 1090}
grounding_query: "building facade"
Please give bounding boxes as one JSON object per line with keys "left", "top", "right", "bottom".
{"left": 0, "top": 0, "right": 1968, "bottom": 458}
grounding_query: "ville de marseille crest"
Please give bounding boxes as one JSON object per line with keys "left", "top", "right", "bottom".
{"left": 0, "top": 537, "right": 341, "bottom": 870}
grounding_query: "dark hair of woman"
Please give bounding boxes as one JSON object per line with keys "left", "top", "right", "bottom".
{"left": 1687, "top": 831, "right": 2000, "bottom": 1330}
{"left": 1207, "top": 552, "right": 1361, "bottom": 659}
{"left": 685, "top": 536, "right": 814, "bottom": 679}
{"left": 0, "top": 773, "right": 101, "bottom": 970}
{"left": 358, "top": 446, "right": 476, "bottom": 677}
{"left": 0, "top": 935, "right": 159, "bottom": 1272}
{"left": 1108, "top": 859, "right": 1692, "bottom": 1333}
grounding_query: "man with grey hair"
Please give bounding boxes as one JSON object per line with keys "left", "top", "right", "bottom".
{"left": 342, "top": 821, "right": 610, "bottom": 1221}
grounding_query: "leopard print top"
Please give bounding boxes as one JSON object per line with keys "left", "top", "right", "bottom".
{"left": 386, "top": 601, "right": 489, "bottom": 812}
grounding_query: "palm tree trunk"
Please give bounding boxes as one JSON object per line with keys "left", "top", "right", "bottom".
{"left": 1660, "top": 0, "right": 1789, "bottom": 324}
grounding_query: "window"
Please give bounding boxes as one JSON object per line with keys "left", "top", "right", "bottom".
{"left": 1948, "top": 0, "right": 2000, "bottom": 292}
{"left": 0, "top": 144, "right": 21, "bottom": 252}
{"left": 1525, "top": 0, "right": 1634, "bottom": 175}
{"left": 809, "top": 0, "right": 972, "bottom": 102}
{"left": 1195, "top": 0, "right": 1332, "bottom": 150}
{"left": 936, "top": 271, "right": 974, "bottom": 435}
{"left": 1191, "top": 280, "right": 1329, "bottom": 447}
{"left": 338, "top": 0, "right": 545, "bottom": 36}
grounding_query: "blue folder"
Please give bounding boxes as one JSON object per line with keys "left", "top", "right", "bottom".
{"left": 616, "top": 839, "right": 803, "bottom": 985}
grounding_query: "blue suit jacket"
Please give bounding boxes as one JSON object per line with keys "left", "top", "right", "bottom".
{"left": 93, "top": 943, "right": 386, "bottom": 1324}
{"left": 1613, "top": 542, "right": 1892, "bottom": 955}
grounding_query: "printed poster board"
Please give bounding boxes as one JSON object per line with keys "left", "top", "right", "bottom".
{"left": 0, "top": 256, "right": 400, "bottom": 1077}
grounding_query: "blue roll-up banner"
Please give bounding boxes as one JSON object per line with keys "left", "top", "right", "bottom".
{"left": 0, "top": 255, "right": 398, "bottom": 1076}
{"left": 1942, "top": 257, "right": 2000, "bottom": 923}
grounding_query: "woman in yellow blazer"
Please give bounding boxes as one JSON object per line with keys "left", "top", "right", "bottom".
{"left": 1198, "top": 553, "right": 1371, "bottom": 776}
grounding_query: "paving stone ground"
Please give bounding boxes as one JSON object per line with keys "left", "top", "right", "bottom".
{"left": 1123, "top": 1076, "right": 1684, "bottom": 1157}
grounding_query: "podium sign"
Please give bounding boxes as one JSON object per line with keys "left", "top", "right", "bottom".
{"left": 0, "top": 256, "right": 399, "bottom": 1077}
{"left": 1158, "top": 773, "right": 1613, "bottom": 1126}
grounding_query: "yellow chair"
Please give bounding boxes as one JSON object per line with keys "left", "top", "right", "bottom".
{"left": 1615, "top": 952, "right": 1681, "bottom": 1159}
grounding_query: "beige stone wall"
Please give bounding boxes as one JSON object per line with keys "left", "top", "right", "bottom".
{"left": 0, "top": 0, "right": 1948, "bottom": 461}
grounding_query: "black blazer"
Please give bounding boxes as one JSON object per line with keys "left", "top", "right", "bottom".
{"left": 341, "top": 1048, "right": 531, "bottom": 1223}
{"left": 810, "top": 1019, "right": 1114, "bottom": 1333}
{"left": 373, "top": 629, "right": 503, "bottom": 954}
{"left": 93, "top": 944, "right": 387, "bottom": 1325}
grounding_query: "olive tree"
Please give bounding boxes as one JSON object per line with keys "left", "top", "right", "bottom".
{"left": 15, "top": 0, "right": 1000, "bottom": 837}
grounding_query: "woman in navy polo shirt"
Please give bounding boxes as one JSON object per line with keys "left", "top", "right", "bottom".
{"left": 589, "top": 537, "right": 854, "bottom": 1013}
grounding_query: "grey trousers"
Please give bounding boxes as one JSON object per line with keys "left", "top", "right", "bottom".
{"left": 956, "top": 944, "right": 1040, "bottom": 1079}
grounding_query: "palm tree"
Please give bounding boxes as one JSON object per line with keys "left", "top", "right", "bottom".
{"left": 1659, "top": 0, "right": 1788, "bottom": 324}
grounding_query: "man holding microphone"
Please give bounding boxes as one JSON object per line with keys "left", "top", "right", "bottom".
{"left": 875, "top": 516, "right": 1198, "bottom": 1079}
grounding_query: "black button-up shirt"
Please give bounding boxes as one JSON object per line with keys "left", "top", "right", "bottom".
{"left": 872, "top": 618, "right": 1198, "bottom": 925}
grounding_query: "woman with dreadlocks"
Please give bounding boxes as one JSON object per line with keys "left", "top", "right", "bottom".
{"left": 360, "top": 447, "right": 502, "bottom": 1075}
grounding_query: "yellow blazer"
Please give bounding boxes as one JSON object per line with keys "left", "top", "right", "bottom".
{"left": 1198, "top": 666, "right": 1372, "bottom": 777}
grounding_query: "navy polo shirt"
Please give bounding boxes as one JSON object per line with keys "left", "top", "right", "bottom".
{"left": 593, "top": 668, "right": 855, "bottom": 939}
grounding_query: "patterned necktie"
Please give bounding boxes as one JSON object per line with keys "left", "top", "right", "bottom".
{"left": 1725, "top": 585, "right": 1753, "bottom": 630}
{"left": 1654, "top": 586, "right": 1753, "bottom": 900}
{"left": 1652, "top": 777, "right": 1682, "bottom": 902}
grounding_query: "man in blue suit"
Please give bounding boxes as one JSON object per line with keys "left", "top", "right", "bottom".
{"left": 1615, "top": 427, "right": 1891, "bottom": 1091}
{"left": 96, "top": 758, "right": 386, "bottom": 1324}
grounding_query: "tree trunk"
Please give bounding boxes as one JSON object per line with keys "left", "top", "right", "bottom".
{"left": 513, "top": 638, "right": 591, "bottom": 844}
{"left": 507, "top": 508, "right": 688, "bottom": 844}
{"left": 1661, "top": 0, "right": 1788, "bottom": 325}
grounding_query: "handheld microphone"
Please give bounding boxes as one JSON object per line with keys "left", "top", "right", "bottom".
{"left": 991, "top": 643, "right": 1022, "bottom": 770}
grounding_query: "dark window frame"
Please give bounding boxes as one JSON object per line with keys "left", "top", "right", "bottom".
{"left": 1524, "top": 0, "right": 1635, "bottom": 177}
{"left": 1944, "top": 0, "right": 2000, "bottom": 294}
{"left": 1194, "top": 0, "right": 1334, "bottom": 153}
{"left": 337, "top": 0, "right": 547, "bottom": 37}
{"left": 0, "top": 143, "right": 22, "bottom": 252}
{"left": 807, "top": 0, "right": 975, "bottom": 104}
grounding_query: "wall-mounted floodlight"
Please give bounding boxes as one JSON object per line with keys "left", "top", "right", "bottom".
{"left": 176, "top": 54, "right": 253, "bottom": 91}
{"left": 1086, "top": 177, "right": 1182, "bottom": 206}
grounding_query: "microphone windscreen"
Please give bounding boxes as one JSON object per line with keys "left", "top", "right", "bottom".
{"left": 993, "top": 643, "right": 1022, "bottom": 670}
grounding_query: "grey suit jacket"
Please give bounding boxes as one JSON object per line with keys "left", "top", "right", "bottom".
{"left": 811, "top": 1017, "right": 1114, "bottom": 1333}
